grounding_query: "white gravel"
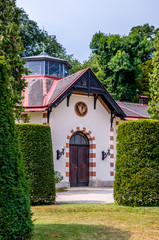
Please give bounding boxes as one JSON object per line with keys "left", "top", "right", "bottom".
{"left": 56, "top": 187, "right": 114, "bottom": 203}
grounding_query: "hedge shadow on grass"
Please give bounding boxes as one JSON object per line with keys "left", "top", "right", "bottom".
{"left": 34, "top": 223, "right": 131, "bottom": 240}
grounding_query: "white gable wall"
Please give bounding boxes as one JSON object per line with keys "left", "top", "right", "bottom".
{"left": 25, "top": 94, "right": 121, "bottom": 187}
{"left": 49, "top": 94, "right": 115, "bottom": 187}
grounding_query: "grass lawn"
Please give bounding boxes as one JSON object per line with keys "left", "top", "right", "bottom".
{"left": 32, "top": 203, "right": 159, "bottom": 240}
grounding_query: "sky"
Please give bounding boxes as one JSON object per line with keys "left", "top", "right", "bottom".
{"left": 16, "top": 0, "right": 159, "bottom": 63}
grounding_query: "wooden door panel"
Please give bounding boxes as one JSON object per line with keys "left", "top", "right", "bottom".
{"left": 69, "top": 146, "right": 78, "bottom": 185}
{"left": 78, "top": 146, "right": 89, "bottom": 185}
{"left": 70, "top": 144, "right": 89, "bottom": 187}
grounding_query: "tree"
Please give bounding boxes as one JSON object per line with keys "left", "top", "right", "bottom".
{"left": 19, "top": 10, "right": 82, "bottom": 74}
{"left": 20, "top": 10, "right": 67, "bottom": 58}
{"left": 148, "top": 32, "right": 159, "bottom": 119}
{"left": 19, "top": 11, "right": 43, "bottom": 57}
{"left": 0, "top": 1, "right": 27, "bottom": 119}
{"left": 130, "top": 23, "right": 158, "bottom": 40}
{"left": 82, "top": 54, "right": 105, "bottom": 81}
{"left": 136, "top": 59, "right": 153, "bottom": 99}
{"left": 70, "top": 54, "right": 105, "bottom": 83}
{"left": 0, "top": 1, "right": 33, "bottom": 239}
{"left": 70, "top": 58, "right": 82, "bottom": 74}
{"left": 90, "top": 24, "right": 156, "bottom": 102}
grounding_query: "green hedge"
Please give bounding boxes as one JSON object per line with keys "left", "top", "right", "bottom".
{"left": 0, "top": 58, "right": 33, "bottom": 239}
{"left": 114, "top": 119, "right": 159, "bottom": 206}
{"left": 17, "top": 123, "right": 55, "bottom": 205}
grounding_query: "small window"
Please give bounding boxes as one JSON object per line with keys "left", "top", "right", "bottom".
{"left": 26, "top": 61, "right": 45, "bottom": 75}
{"left": 70, "top": 132, "right": 89, "bottom": 145}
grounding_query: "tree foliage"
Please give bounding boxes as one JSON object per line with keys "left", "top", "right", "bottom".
{"left": 82, "top": 54, "right": 105, "bottom": 80}
{"left": 136, "top": 59, "right": 153, "bottom": 99}
{"left": 0, "top": 0, "right": 27, "bottom": 119}
{"left": 70, "top": 54, "right": 105, "bottom": 83}
{"left": 19, "top": 10, "right": 83, "bottom": 73}
{"left": 148, "top": 32, "right": 159, "bottom": 119}
{"left": 70, "top": 58, "right": 83, "bottom": 74}
{"left": 19, "top": 11, "right": 67, "bottom": 58}
{"left": 130, "top": 24, "right": 157, "bottom": 39}
{"left": 90, "top": 24, "right": 158, "bottom": 102}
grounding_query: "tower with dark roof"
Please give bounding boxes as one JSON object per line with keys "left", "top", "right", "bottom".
{"left": 24, "top": 52, "right": 72, "bottom": 78}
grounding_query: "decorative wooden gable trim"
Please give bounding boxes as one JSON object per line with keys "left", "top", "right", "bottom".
{"left": 73, "top": 70, "right": 105, "bottom": 95}
{"left": 48, "top": 68, "right": 126, "bottom": 119}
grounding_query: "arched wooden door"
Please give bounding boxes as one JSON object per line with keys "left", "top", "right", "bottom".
{"left": 69, "top": 132, "right": 89, "bottom": 187}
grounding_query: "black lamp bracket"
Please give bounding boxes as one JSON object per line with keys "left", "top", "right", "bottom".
{"left": 102, "top": 149, "right": 110, "bottom": 160}
{"left": 56, "top": 146, "right": 65, "bottom": 160}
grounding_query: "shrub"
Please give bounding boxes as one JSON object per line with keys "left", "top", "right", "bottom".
{"left": 114, "top": 119, "right": 159, "bottom": 206}
{"left": 0, "top": 58, "right": 33, "bottom": 239}
{"left": 55, "top": 171, "right": 64, "bottom": 184}
{"left": 17, "top": 123, "right": 55, "bottom": 205}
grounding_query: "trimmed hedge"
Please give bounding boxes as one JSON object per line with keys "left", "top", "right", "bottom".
{"left": 0, "top": 58, "right": 33, "bottom": 239}
{"left": 114, "top": 119, "right": 159, "bottom": 206}
{"left": 17, "top": 123, "right": 55, "bottom": 205}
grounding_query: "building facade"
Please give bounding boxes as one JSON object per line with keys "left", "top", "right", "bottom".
{"left": 21, "top": 53, "right": 149, "bottom": 187}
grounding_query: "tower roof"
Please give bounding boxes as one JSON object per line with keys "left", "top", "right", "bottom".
{"left": 23, "top": 52, "right": 72, "bottom": 69}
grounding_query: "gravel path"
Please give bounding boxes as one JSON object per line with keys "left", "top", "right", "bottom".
{"left": 56, "top": 187, "right": 114, "bottom": 203}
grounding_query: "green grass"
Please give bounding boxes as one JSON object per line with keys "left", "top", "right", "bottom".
{"left": 56, "top": 188, "right": 67, "bottom": 193}
{"left": 32, "top": 203, "right": 159, "bottom": 240}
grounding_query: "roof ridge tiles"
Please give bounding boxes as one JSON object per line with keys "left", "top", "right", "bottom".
{"left": 43, "top": 80, "right": 58, "bottom": 106}
{"left": 120, "top": 105, "right": 145, "bottom": 117}
{"left": 117, "top": 101, "right": 146, "bottom": 106}
{"left": 61, "top": 68, "right": 89, "bottom": 81}
{"left": 49, "top": 68, "right": 88, "bottom": 106}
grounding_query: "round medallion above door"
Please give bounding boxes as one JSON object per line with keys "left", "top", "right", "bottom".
{"left": 75, "top": 102, "right": 88, "bottom": 117}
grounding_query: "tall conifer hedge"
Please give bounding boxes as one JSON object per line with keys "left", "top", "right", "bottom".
{"left": 114, "top": 119, "right": 159, "bottom": 206}
{"left": 0, "top": 58, "right": 33, "bottom": 239}
{"left": 17, "top": 123, "right": 55, "bottom": 205}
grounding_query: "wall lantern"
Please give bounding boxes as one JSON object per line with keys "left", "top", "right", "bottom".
{"left": 102, "top": 149, "right": 110, "bottom": 160}
{"left": 56, "top": 146, "right": 65, "bottom": 160}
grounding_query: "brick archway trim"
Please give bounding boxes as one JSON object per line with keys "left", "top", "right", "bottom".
{"left": 65, "top": 125, "right": 96, "bottom": 182}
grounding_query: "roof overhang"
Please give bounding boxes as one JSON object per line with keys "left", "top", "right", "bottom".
{"left": 46, "top": 68, "right": 126, "bottom": 119}
{"left": 23, "top": 55, "right": 72, "bottom": 69}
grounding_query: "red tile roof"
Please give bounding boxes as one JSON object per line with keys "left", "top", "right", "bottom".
{"left": 22, "top": 69, "right": 88, "bottom": 111}
{"left": 22, "top": 68, "right": 148, "bottom": 120}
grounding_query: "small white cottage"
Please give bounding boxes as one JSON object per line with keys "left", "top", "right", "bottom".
{"left": 21, "top": 52, "right": 149, "bottom": 187}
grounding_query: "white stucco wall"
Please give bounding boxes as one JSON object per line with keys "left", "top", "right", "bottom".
{"left": 29, "top": 112, "right": 44, "bottom": 124}
{"left": 49, "top": 94, "right": 114, "bottom": 187}
{"left": 24, "top": 94, "right": 124, "bottom": 187}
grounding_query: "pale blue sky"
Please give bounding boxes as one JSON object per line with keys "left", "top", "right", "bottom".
{"left": 17, "top": 0, "right": 159, "bottom": 62}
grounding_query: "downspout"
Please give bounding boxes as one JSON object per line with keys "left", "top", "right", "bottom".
{"left": 47, "top": 107, "right": 52, "bottom": 124}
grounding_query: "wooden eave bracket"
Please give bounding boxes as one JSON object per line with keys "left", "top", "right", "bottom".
{"left": 67, "top": 93, "right": 71, "bottom": 107}
{"left": 111, "top": 111, "right": 117, "bottom": 128}
{"left": 47, "top": 107, "right": 52, "bottom": 123}
{"left": 94, "top": 94, "right": 98, "bottom": 109}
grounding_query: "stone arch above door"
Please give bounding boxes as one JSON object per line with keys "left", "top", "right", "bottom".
{"left": 65, "top": 125, "right": 96, "bottom": 186}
